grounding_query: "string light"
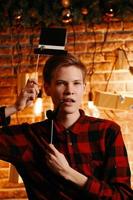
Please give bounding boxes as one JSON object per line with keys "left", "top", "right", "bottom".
{"left": 61, "top": 0, "right": 70, "bottom": 8}
{"left": 61, "top": 0, "right": 72, "bottom": 24}
{"left": 0, "top": 1, "right": 132, "bottom": 28}
{"left": 61, "top": 8, "right": 73, "bottom": 24}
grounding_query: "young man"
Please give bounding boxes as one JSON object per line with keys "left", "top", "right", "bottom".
{"left": 0, "top": 53, "right": 133, "bottom": 199}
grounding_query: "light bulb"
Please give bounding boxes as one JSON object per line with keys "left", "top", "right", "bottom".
{"left": 34, "top": 90, "right": 43, "bottom": 116}
{"left": 88, "top": 101, "right": 100, "bottom": 118}
{"left": 87, "top": 91, "right": 100, "bottom": 118}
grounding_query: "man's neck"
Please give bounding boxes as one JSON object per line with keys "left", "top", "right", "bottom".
{"left": 57, "top": 110, "right": 80, "bottom": 128}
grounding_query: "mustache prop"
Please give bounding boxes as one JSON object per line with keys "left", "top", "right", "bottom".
{"left": 46, "top": 100, "right": 64, "bottom": 120}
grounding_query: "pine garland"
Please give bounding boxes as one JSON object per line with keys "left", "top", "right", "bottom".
{"left": 0, "top": 0, "right": 133, "bottom": 29}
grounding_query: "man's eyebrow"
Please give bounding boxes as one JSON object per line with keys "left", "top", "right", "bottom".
{"left": 56, "top": 79, "right": 66, "bottom": 82}
{"left": 73, "top": 79, "right": 83, "bottom": 81}
{"left": 56, "top": 79, "right": 82, "bottom": 82}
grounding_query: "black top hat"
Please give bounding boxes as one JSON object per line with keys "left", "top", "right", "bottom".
{"left": 34, "top": 27, "right": 67, "bottom": 55}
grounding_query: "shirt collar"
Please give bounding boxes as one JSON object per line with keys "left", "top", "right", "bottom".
{"left": 54, "top": 109, "right": 90, "bottom": 135}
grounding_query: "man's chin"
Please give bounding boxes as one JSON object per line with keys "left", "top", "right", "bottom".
{"left": 62, "top": 107, "right": 79, "bottom": 115}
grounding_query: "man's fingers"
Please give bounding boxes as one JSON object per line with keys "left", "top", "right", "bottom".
{"left": 48, "top": 144, "right": 60, "bottom": 156}
{"left": 27, "top": 78, "right": 38, "bottom": 85}
{"left": 24, "top": 79, "right": 40, "bottom": 99}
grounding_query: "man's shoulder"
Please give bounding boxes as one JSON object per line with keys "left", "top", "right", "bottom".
{"left": 83, "top": 114, "right": 120, "bottom": 131}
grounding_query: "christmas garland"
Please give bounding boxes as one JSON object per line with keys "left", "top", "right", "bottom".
{"left": 0, "top": 0, "right": 133, "bottom": 29}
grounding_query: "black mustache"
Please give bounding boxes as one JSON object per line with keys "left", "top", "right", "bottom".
{"left": 46, "top": 101, "right": 64, "bottom": 120}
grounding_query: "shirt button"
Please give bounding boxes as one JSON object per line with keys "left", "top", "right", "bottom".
{"left": 65, "top": 129, "right": 70, "bottom": 134}
{"left": 68, "top": 142, "right": 72, "bottom": 146}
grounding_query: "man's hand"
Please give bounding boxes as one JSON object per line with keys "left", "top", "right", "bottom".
{"left": 45, "top": 144, "right": 88, "bottom": 187}
{"left": 15, "top": 79, "right": 39, "bottom": 111}
{"left": 45, "top": 144, "right": 70, "bottom": 178}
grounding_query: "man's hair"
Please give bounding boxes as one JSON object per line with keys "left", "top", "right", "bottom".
{"left": 43, "top": 53, "right": 87, "bottom": 84}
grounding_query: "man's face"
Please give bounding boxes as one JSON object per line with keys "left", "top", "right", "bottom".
{"left": 45, "top": 65, "right": 85, "bottom": 115}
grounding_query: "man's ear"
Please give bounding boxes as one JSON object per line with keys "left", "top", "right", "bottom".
{"left": 44, "top": 83, "right": 51, "bottom": 96}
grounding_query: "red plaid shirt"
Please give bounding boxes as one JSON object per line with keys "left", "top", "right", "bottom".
{"left": 0, "top": 107, "right": 133, "bottom": 199}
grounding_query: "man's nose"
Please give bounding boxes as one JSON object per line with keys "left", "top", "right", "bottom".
{"left": 64, "top": 83, "right": 74, "bottom": 95}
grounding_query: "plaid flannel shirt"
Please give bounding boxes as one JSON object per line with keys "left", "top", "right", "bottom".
{"left": 0, "top": 107, "right": 133, "bottom": 199}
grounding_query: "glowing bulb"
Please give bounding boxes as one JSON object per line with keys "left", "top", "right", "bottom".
{"left": 34, "top": 90, "right": 43, "bottom": 116}
{"left": 88, "top": 101, "right": 100, "bottom": 118}
{"left": 87, "top": 91, "right": 100, "bottom": 118}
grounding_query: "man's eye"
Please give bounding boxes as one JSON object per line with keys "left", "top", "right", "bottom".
{"left": 56, "top": 81, "right": 65, "bottom": 85}
{"left": 74, "top": 82, "right": 81, "bottom": 85}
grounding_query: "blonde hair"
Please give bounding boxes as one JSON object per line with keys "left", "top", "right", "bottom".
{"left": 43, "top": 53, "right": 87, "bottom": 84}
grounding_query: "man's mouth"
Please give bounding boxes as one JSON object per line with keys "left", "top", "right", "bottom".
{"left": 62, "top": 98, "right": 75, "bottom": 103}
